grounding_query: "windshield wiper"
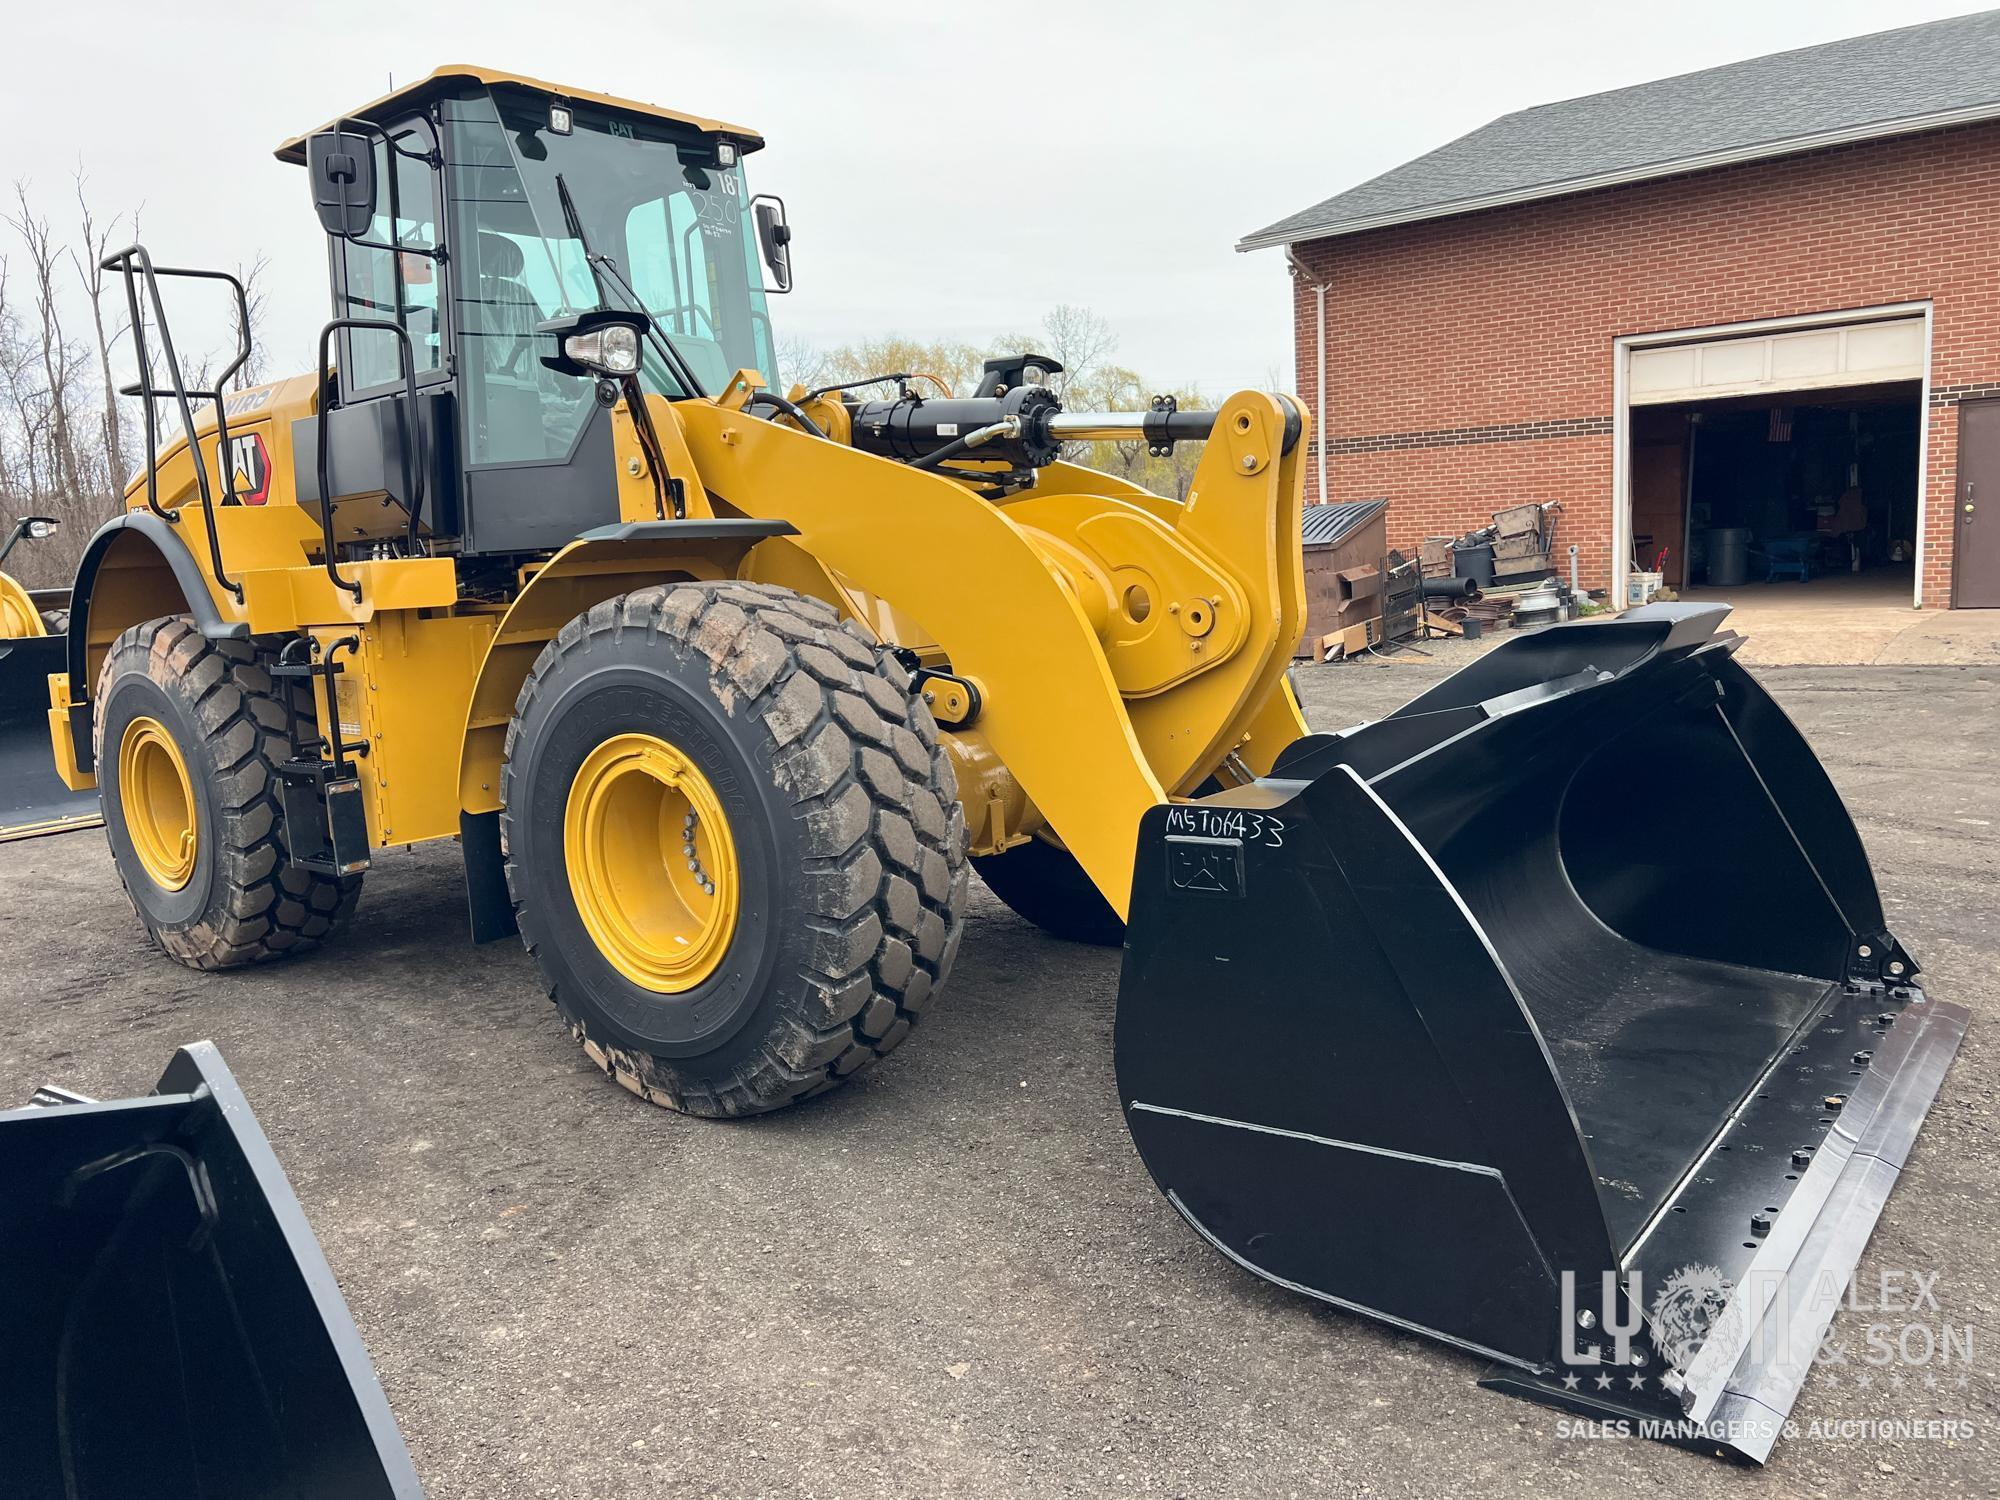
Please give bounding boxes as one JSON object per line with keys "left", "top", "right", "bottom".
{"left": 553, "top": 171, "right": 708, "bottom": 399}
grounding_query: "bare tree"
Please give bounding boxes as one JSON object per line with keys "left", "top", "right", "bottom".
{"left": 7, "top": 184, "right": 85, "bottom": 504}
{"left": 0, "top": 257, "right": 32, "bottom": 502}
{"left": 232, "top": 252, "right": 271, "bottom": 390}
{"left": 775, "top": 333, "right": 830, "bottom": 393}
{"left": 70, "top": 170, "right": 131, "bottom": 492}
{"left": 801, "top": 335, "right": 990, "bottom": 398}
{"left": 1001, "top": 303, "right": 1118, "bottom": 407}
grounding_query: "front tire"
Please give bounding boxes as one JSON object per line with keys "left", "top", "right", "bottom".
{"left": 95, "top": 617, "right": 361, "bottom": 969}
{"left": 502, "top": 583, "right": 968, "bottom": 1117}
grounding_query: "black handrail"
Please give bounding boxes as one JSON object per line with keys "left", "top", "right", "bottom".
{"left": 275, "top": 633, "right": 368, "bottom": 772}
{"left": 313, "top": 318, "right": 426, "bottom": 601}
{"left": 99, "top": 246, "right": 252, "bottom": 602}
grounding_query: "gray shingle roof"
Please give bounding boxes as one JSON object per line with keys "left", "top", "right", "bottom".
{"left": 1241, "top": 9, "right": 2000, "bottom": 251}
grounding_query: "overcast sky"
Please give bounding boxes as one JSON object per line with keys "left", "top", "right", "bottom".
{"left": 3, "top": 0, "right": 1987, "bottom": 397}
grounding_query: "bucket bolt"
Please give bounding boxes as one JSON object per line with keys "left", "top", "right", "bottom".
{"left": 1823, "top": 1094, "right": 1847, "bottom": 1112}
{"left": 1853, "top": 1050, "right": 1873, "bottom": 1065}
{"left": 1792, "top": 1148, "right": 1814, "bottom": 1168}
{"left": 1877, "top": 1012, "right": 1897, "bottom": 1027}
{"left": 1750, "top": 1213, "right": 1772, "bottom": 1238}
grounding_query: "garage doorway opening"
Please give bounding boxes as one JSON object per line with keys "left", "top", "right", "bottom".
{"left": 1613, "top": 304, "right": 1932, "bottom": 612}
{"left": 1630, "top": 382, "right": 1921, "bottom": 609}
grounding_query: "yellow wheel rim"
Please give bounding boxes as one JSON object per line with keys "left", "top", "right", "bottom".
{"left": 564, "top": 733, "right": 740, "bottom": 993}
{"left": 119, "top": 715, "right": 198, "bottom": 892}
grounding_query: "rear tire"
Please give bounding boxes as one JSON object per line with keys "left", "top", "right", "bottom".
{"left": 502, "top": 582, "right": 969, "bottom": 1117}
{"left": 95, "top": 617, "right": 361, "bottom": 969}
{"left": 973, "top": 834, "right": 1126, "bottom": 946}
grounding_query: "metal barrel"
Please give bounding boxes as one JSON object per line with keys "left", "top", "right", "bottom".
{"left": 0, "top": 631, "right": 100, "bottom": 842}
{"left": 0, "top": 1044, "right": 423, "bottom": 1497}
{"left": 1113, "top": 604, "right": 1967, "bottom": 1461}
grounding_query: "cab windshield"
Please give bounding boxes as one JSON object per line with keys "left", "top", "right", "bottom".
{"left": 442, "top": 84, "right": 775, "bottom": 466}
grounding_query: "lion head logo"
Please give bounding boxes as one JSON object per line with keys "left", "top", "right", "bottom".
{"left": 1650, "top": 1263, "right": 1731, "bottom": 1369}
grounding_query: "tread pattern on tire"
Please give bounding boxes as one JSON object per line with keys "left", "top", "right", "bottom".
{"left": 97, "top": 617, "right": 360, "bottom": 969}
{"left": 503, "top": 581, "right": 970, "bottom": 1117}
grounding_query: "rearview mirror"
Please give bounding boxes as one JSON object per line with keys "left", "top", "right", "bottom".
{"left": 752, "top": 195, "right": 792, "bottom": 294}
{"left": 0, "top": 515, "right": 57, "bottom": 570}
{"left": 306, "top": 130, "right": 377, "bottom": 239}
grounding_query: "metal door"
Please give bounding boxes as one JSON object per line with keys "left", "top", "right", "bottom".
{"left": 1953, "top": 397, "right": 2000, "bottom": 607}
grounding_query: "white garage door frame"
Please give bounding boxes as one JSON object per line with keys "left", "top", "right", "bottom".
{"left": 1611, "top": 301, "right": 1934, "bottom": 612}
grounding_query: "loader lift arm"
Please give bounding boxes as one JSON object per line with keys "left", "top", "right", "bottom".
{"left": 674, "top": 385, "right": 1310, "bottom": 917}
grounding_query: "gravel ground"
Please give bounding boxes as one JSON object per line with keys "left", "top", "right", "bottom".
{"left": 2, "top": 648, "right": 1994, "bottom": 1498}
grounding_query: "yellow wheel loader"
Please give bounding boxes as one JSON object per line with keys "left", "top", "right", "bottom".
{"left": 42, "top": 66, "right": 1966, "bottom": 1459}
{"left": 0, "top": 513, "right": 101, "bottom": 840}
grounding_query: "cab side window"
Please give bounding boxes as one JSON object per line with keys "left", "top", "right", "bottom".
{"left": 442, "top": 97, "right": 599, "bottom": 466}
{"left": 337, "top": 128, "right": 443, "bottom": 394}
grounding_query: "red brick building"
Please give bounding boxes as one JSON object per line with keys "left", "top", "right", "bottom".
{"left": 1241, "top": 12, "right": 2000, "bottom": 609}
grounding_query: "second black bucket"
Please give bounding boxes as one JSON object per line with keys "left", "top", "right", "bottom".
{"left": 0, "top": 1044, "right": 423, "bottom": 1499}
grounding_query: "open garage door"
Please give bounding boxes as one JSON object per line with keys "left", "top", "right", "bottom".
{"left": 1628, "top": 316, "right": 1925, "bottom": 406}
{"left": 1618, "top": 309, "right": 1931, "bottom": 610}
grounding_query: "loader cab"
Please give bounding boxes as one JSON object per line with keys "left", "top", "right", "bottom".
{"left": 283, "top": 68, "right": 778, "bottom": 557}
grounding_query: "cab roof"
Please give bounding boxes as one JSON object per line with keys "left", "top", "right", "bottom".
{"left": 274, "top": 64, "right": 764, "bottom": 164}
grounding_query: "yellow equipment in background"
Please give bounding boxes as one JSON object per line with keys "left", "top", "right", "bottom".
{"left": 1, "top": 515, "right": 99, "bottom": 840}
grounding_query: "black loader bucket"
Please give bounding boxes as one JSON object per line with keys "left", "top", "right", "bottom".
{"left": 1115, "top": 604, "right": 1968, "bottom": 1461}
{"left": 0, "top": 632, "right": 99, "bottom": 841}
{"left": 0, "top": 1043, "right": 423, "bottom": 1498}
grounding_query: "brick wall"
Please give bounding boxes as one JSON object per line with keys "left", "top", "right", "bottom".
{"left": 1286, "top": 121, "right": 2000, "bottom": 608}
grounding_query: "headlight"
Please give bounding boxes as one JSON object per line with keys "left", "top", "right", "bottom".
{"left": 563, "top": 323, "right": 641, "bottom": 376}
